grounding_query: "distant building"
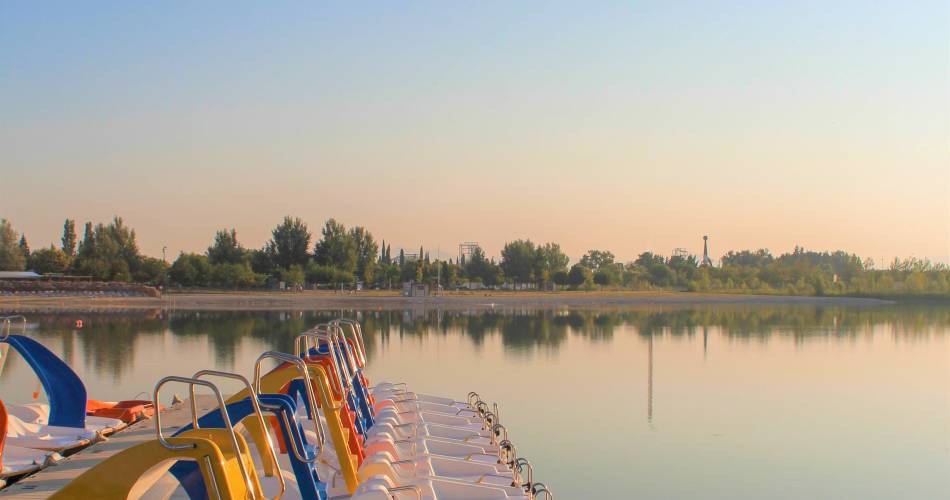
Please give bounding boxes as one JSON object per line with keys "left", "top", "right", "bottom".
{"left": 0, "top": 271, "right": 42, "bottom": 280}
{"left": 402, "top": 280, "right": 429, "bottom": 297}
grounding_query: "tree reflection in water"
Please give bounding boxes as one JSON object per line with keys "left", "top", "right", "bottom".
{"left": 5, "top": 304, "right": 946, "bottom": 380}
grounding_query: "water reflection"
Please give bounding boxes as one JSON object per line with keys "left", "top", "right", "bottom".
{"left": 6, "top": 304, "right": 947, "bottom": 380}
{"left": 2, "top": 304, "right": 947, "bottom": 498}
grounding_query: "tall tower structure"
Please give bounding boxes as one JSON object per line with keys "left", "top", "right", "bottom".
{"left": 458, "top": 242, "right": 479, "bottom": 265}
{"left": 701, "top": 235, "right": 713, "bottom": 267}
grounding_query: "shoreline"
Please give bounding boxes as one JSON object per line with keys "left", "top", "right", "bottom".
{"left": 0, "top": 290, "right": 893, "bottom": 312}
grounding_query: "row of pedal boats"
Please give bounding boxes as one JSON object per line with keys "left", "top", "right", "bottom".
{"left": 0, "top": 315, "right": 553, "bottom": 499}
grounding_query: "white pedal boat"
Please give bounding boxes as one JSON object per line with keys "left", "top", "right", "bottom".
{"left": 5, "top": 412, "right": 98, "bottom": 452}
{"left": 7, "top": 403, "right": 126, "bottom": 436}
{"left": 0, "top": 444, "right": 62, "bottom": 479}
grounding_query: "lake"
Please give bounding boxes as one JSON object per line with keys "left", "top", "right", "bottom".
{"left": 1, "top": 304, "right": 947, "bottom": 498}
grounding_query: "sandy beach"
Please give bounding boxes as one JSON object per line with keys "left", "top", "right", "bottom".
{"left": 0, "top": 290, "right": 892, "bottom": 312}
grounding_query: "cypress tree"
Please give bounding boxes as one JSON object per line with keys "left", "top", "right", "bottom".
{"left": 61, "top": 219, "right": 77, "bottom": 256}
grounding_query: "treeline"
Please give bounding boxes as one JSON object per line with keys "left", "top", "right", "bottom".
{"left": 0, "top": 217, "right": 167, "bottom": 283}
{"left": 1, "top": 217, "right": 947, "bottom": 297}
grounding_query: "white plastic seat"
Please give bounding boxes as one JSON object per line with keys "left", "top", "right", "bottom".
{"left": 365, "top": 433, "right": 499, "bottom": 462}
{"left": 0, "top": 444, "right": 61, "bottom": 478}
{"left": 7, "top": 403, "right": 126, "bottom": 436}
{"left": 374, "top": 407, "right": 487, "bottom": 429}
{"left": 357, "top": 452, "right": 517, "bottom": 489}
{"left": 352, "top": 474, "right": 530, "bottom": 499}
{"left": 375, "top": 400, "right": 481, "bottom": 420}
{"left": 367, "top": 421, "right": 492, "bottom": 445}
{"left": 5, "top": 412, "right": 98, "bottom": 452}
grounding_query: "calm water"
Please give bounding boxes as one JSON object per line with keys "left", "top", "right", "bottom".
{"left": 1, "top": 305, "right": 947, "bottom": 498}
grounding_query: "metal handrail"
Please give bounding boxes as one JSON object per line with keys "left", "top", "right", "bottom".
{"left": 0, "top": 315, "right": 27, "bottom": 340}
{"left": 384, "top": 484, "right": 423, "bottom": 499}
{"left": 153, "top": 375, "right": 256, "bottom": 498}
{"left": 492, "top": 423, "right": 508, "bottom": 446}
{"left": 310, "top": 324, "right": 349, "bottom": 378}
{"left": 514, "top": 457, "right": 534, "bottom": 491}
{"left": 498, "top": 439, "right": 516, "bottom": 467}
{"left": 532, "top": 482, "right": 553, "bottom": 499}
{"left": 190, "top": 369, "right": 285, "bottom": 499}
{"left": 304, "top": 327, "right": 352, "bottom": 383}
{"left": 296, "top": 331, "right": 349, "bottom": 395}
{"left": 317, "top": 323, "right": 360, "bottom": 385}
{"left": 344, "top": 319, "right": 366, "bottom": 364}
{"left": 331, "top": 319, "right": 367, "bottom": 367}
{"left": 378, "top": 382, "right": 408, "bottom": 393}
{"left": 329, "top": 322, "right": 361, "bottom": 381}
{"left": 253, "top": 351, "right": 325, "bottom": 456}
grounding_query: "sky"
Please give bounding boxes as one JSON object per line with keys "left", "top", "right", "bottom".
{"left": 1, "top": 1, "right": 948, "bottom": 265}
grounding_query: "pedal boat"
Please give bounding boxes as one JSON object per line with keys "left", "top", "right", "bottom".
{"left": 0, "top": 401, "right": 62, "bottom": 480}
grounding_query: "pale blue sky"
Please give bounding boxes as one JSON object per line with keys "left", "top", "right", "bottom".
{"left": 2, "top": 1, "right": 947, "bottom": 264}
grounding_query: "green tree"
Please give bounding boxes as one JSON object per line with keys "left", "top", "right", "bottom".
{"left": 267, "top": 216, "right": 311, "bottom": 270}
{"left": 441, "top": 261, "right": 460, "bottom": 288}
{"left": 0, "top": 219, "right": 25, "bottom": 271}
{"left": 73, "top": 222, "right": 103, "bottom": 277}
{"left": 209, "top": 262, "right": 258, "bottom": 288}
{"left": 306, "top": 262, "right": 333, "bottom": 284}
{"left": 134, "top": 257, "right": 169, "bottom": 285}
{"left": 568, "top": 264, "right": 593, "bottom": 289}
{"left": 61, "top": 219, "right": 77, "bottom": 257}
{"left": 484, "top": 259, "right": 504, "bottom": 286}
{"left": 635, "top": 252, "right": 664, "bottom": 268}
{"left": 313, "top": 218, "right": 356, "bottom": 273}
{"left": 647, "top": 262, "right": 675, "bottom": 286}
{"left": 350, "top": 226, "right": 378, "bottom": 285}
{"left": 378, "top": 240, "right": 389, "bottom": 265}
{"left": 72, "top": 217, "right": 142, "bottom": 281}
{"left": 594, "top": 264, "right": 622, "bottom": 287}
{"left": 77, "top": 222, "right": 95, "bottom": 260}
{"left": 464, "top": 246, "right": 502, "bottom": 285}
{"left": 667, "top": 254, "right": 699, "bottom": 286}
{"left": 207, "top": 229, "right": 245, "bottom": 265}
{"left": 580, "top": 250, "right": 615, "bottom": 270}
{"left": 306, "top": 261, "right": 355, "bottom": 286}
{"left": 105, "top": 217, "right": 139, "bottom": 270}
{"left": 18, "top": 235, "right": 30, "bottom": 269}
{"left": 249, "top": 248, "right": 275, "bottom": 277}
{"left": 535, "top": 242, "right": 570, "bottom": 285}
{"left": 500, "top": 240, "right": 536, "bottom": 284}
{"left": 29, "top": 245, "right": 70, "bottom": 274}
{"left": 622, "top": 264, "right": 651, "bottom": 289}
{"left": 280, "top": 264, "right": 305, "bottom": 288}
{"left": 721, "top": 249, "right": 773, "bottom": 267}
{"left": 376, "top": 262, "right": 399, "bottom": 289}
{"left": 169, "top": 253, "right": 212, "bottom": 286}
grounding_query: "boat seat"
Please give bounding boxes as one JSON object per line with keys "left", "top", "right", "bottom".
{"left": 50, "top": 428, "right": 263, "bottom": 500}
